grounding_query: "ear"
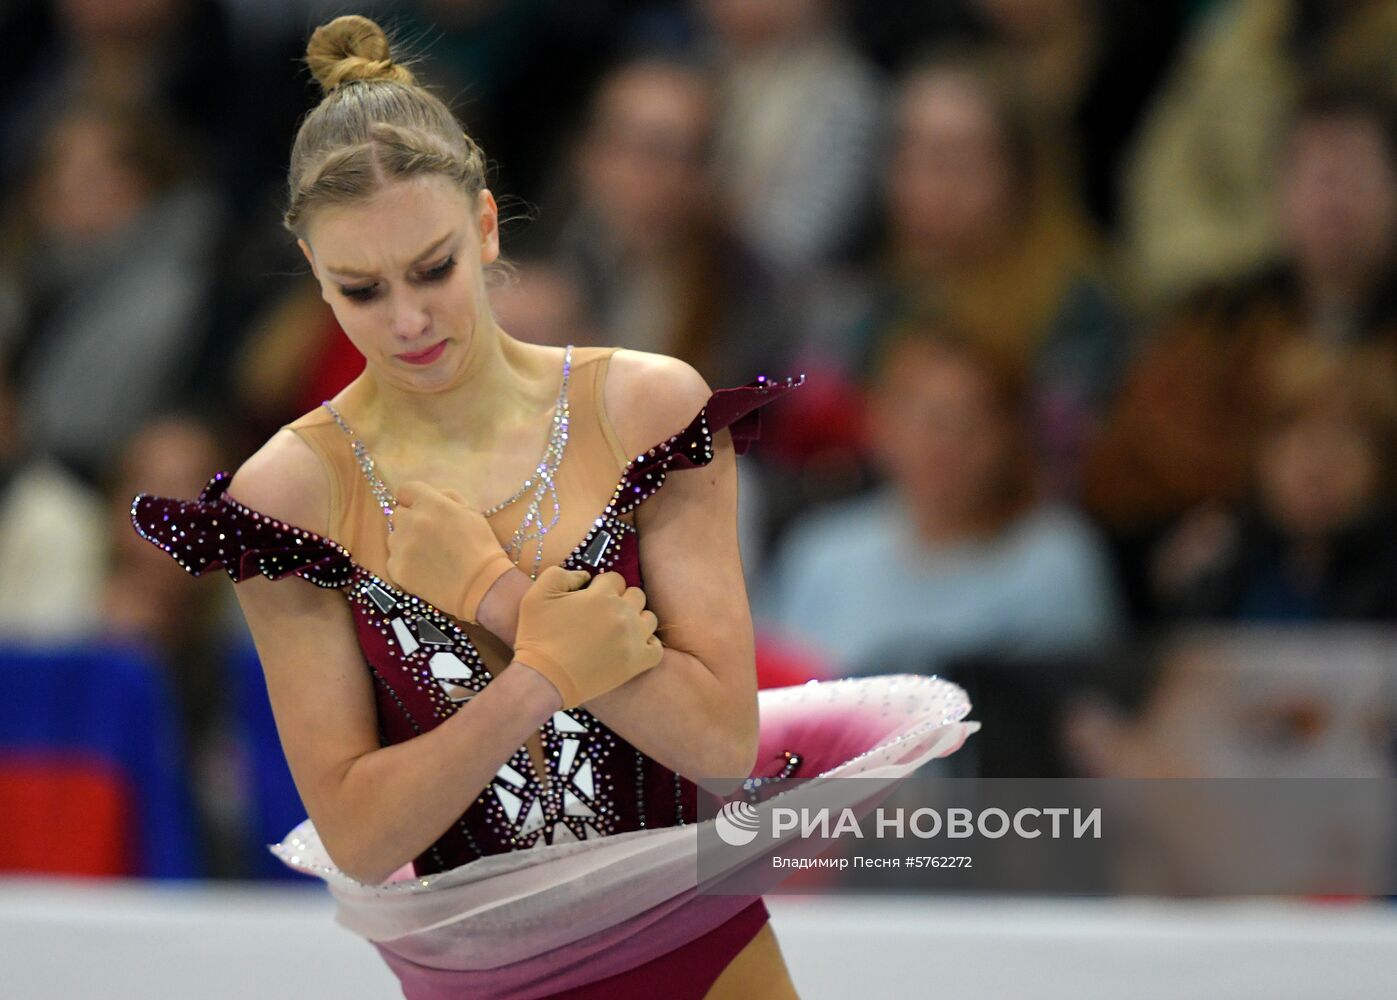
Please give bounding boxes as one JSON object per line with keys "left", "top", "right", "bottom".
{"left": 297, "top": 238, "right": 320, "bottom": 282}
{"left": 475, "top": 188, "right": 500, "bottom": 265}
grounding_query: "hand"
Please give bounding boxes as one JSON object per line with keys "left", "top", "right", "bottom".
{"left": 512, "top": 565, "right": 663, "bottom": 709}
{"left": 385, "top": 480, "right": 517, "bottom": 622}
{"left": 1150, "top": 503, "right": 1238, "bottom": 601}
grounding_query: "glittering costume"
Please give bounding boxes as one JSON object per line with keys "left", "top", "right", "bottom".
{"left": 130, "top": 346, "right": 978, "bottom": 998}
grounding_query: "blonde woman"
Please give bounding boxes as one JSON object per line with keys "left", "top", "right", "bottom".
{"left": 131, "top": 14, "right": 975, "bottom": 999}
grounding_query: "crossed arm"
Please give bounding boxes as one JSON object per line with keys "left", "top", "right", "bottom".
{"left": 474, "top": 357, "right": 760, "bottom": 781}
{"left": 223, "top": 354, "right": 757, "bottom": 882}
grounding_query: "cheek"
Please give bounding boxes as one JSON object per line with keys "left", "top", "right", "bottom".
{"left": 1255, "top": 436, "right": 1296, "bottom": 496}
{"left": 1326, "top": 441, "right": 1380, "bottom": 506}
{"left": 441, "top": 260, "right": 484, "bottom": 307}
{"left": 325, "top": 301, "right": 377, "bottom": 351}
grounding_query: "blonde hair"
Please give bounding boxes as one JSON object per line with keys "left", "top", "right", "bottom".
{"left": 283, "top": 15, "right": 490, "bottom": 244}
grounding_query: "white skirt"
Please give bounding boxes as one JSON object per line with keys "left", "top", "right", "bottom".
{"left": 270, "top": 675, "right": 979, "bottom": 998}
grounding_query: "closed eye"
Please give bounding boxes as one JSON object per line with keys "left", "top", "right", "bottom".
{"left": 339, "top": 256, "right": 458, "bottom": 303}
{"left": 421, "top": 256, "right": 458, "bottom": 283}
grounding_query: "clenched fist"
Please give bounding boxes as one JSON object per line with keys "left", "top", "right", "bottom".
{"left": 384, "top": 480, "right": 517, "bottom": 623}
{"left": 512, "top": 565, "right": 663, "bottom": 709}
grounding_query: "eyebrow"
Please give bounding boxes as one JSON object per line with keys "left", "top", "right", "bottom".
{"left": 324, "top": 231, "right": 455, "bottom": 280}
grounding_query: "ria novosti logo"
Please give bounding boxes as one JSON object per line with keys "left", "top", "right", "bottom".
{"left": 712, "top": 802, "right": 1103, "bottom": 846}
{"left": 715, "top": 801, "right": 762, "bottom": 846}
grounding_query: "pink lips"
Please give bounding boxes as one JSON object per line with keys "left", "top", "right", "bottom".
{"left": 397, "top": 340, "right": 447, "bottom": 365}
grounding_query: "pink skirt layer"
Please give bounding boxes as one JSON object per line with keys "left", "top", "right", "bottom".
{"left": 375, "top": 895, "right": 769, "bottom": 999}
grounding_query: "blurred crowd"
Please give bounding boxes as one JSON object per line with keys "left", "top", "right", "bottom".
{"left": 1, "top": 0, "right": 1396, "bottom": 879}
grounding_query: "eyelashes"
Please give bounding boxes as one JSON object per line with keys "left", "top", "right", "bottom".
{"left": 339, "top": 256, "right": 457, "bottom": 303}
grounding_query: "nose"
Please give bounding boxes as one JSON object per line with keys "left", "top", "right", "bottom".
{"left": 388, "top": 291, "right": 431, "bottom": 341}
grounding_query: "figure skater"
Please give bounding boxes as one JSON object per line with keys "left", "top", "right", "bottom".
{"left": 131, "top": 14, "right": 977, "bottom": 999}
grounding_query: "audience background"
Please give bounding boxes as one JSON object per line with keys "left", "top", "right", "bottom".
{"left": 0, "top": 0, "right": 1394, "bottom": 880}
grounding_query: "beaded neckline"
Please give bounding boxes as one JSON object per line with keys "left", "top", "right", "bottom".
{"left": 321, "top": 344, "right": 574, "bottom": 580}
{"left": 132, "top": 370, "right": 806, "bottom": 595}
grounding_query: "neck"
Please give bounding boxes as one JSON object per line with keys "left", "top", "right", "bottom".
{"left": 898, "top": 218, "right": 1014, "bottom": 278}
{"left": 343, "top": 321, "right": 559, "bottom": 452}
{"left": 895, "top": 485, "right": 997, "bottom": 546}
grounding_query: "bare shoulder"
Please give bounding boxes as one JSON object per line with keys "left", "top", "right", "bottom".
{"left": 603, "top": 349, "right": 715, "bottom": 458}
{"left": 226, "top": 427, "right": 333, "bottom": 539}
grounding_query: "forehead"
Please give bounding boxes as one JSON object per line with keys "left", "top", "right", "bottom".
{"left": 878, "top": 339, "right": 985, "bottom": 392}
{"left": 306, "top": 175, "right": 474, "bottom": 270}
{"left": 1285, "top": 114, "right": 1393, "bottom": 167}
{"left": 898, "top": 71, "right": 997, "bottom": 137}
{"left": 595, "top": 67, "right": 711, "bottom": 133}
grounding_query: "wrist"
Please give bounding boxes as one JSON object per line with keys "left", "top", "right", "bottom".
{"left": 511, "top": 647, "right": 581, "bottom": 710}
{"left": 455, "top": 551, "right": 518, "bottom": 624}
{"left": 474, "top": 566, "right": 530, "bottom": 643}
{"left": 501, "top": 657, "right": 565, "bottom": 718}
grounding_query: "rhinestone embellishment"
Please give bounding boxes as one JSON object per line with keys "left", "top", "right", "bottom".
{"left": 322, "top": 344, "right": 575, "bottom": 580}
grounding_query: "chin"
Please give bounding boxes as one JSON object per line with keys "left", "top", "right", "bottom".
{"left": 411, "top": 352, "right": 472, "bottom": 392}
{"left": 396, "top": 366, "right": 453, "bottom": 391}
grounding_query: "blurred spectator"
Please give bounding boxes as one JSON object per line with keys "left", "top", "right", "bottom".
{"left": 0, "top": 0, "right": 243, "bottom": 197}
{"left": 1155, "top": 341, "right": 1397, "bottom": 620}
{"left": 104, "top": 413, "right": 246, "bottom": 877}
{"left": 0, "top": 102, "right": 225, "bottom": 485}
{"left": 816, "top": 52, "right": 1128, "bottom": 497}
{"left": 965, "top": 0, "right": 1190, "bottom": 232}
{"left": 757, "top": 325, "right": 1121, "bottom": 677}
{"left": 694, "top": 0, "right": 885, "bottom": 273}
{"left": 1058, "top": 625, "right": 1395, "bottom": 894}
{"left": 545, "top": 56, "right": 794, "bottom": 389}
{"left": 1122, "top": 0, "right": 1397, "bottom": 308}
{"left": 1085, "top": 81, "right": 1397, "bottom": 615}
{"left": 103, "top": 413, "right": 232, "bottom": 691}
{"left": 0, "top": 348, "right": 105, "bottom": 642}
{"left": 1062, "top": 625, "right": 1395, "bottom": 779}
{"left": 836, "top": 0, "right": 1191, "bottom": 232}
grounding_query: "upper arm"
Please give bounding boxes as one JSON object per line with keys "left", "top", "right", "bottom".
{"left": 603, "top": 350, "right": 756, "bottom": 700}
{"left": 225, "top": 431, "right": 380, "bottom": 843}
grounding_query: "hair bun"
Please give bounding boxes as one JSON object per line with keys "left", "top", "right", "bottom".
{"left": 306, "top": 15, "right": 416, "bottom": 96}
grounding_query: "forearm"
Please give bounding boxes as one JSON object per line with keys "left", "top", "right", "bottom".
{"left": 473, "top": 560, "right": 757, "bottom": 780}
{"left": 583, "top": 645, "right": 759, "bottom": 782}
{"left": 473, "top": 566, "right": 531, "bottom": 645}
{"left": 326, "top": 661, "right": 558, "bottom": 883}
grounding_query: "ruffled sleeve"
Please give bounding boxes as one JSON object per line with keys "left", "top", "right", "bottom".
{"left": 129, "top": 470, "right": 354, "bottom": 589}
{"left": 607, "top": 371, "right": 805, "bottom": 517}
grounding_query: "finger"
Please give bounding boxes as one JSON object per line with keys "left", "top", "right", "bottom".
{"left": 587, "top": 570, "right": 626, "bottom": 596}
{"left": 392, "top": 503, "right": 422, "bottom": 532}
{"left": 620, "top": 585, "right": 647, "bottom": 613}
{"left": 535, "top": 564, "right": 568, "bottom": 585}
{"left": 639, "top": 609, "right": 658, "bottom": 634}
{"left": 403, "top": 479, "right": 447, "bottom": 506}
{"left": 440, "top": 487, "right": 467, "bottom": 505}
{"left": 397, "top": 480, "right": 424, "bottom": 507}
{"left": 539, "top": 564, "right": 590, "bottom": 592}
